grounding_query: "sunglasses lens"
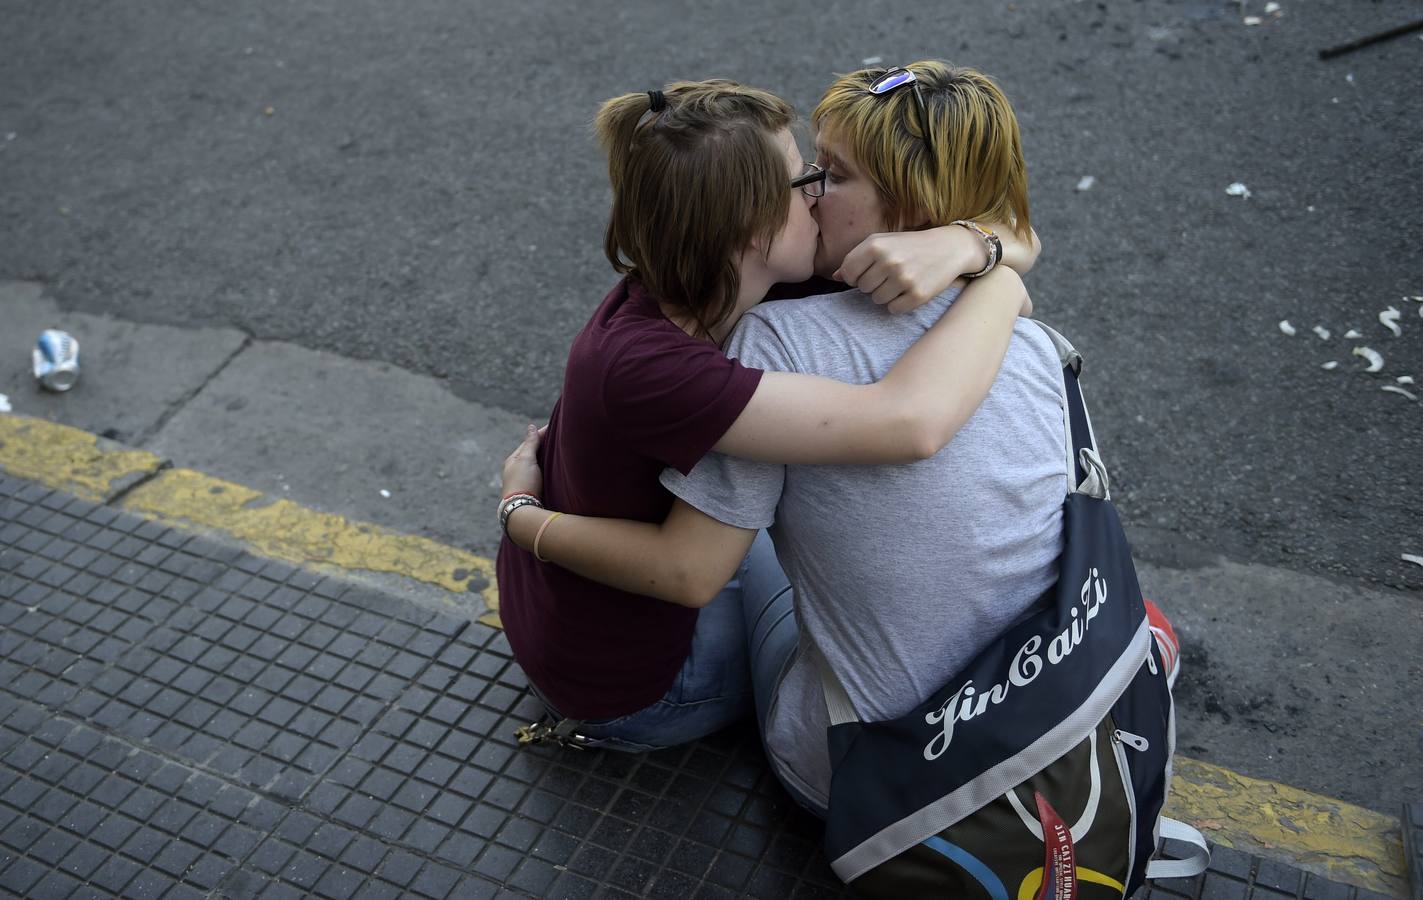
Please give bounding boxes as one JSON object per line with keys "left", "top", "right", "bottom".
{"left": 870, "top": 69, "right": 914, "bottom": 95}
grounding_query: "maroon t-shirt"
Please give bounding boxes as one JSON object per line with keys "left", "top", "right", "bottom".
{"left": 496, "top": 278, "right": 764, "bottom": 720}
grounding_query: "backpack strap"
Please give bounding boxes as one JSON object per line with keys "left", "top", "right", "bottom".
{"left": 1146, "top": 817, "right": 1211, "bottom": 879}
{"left": 815, "top": 644, "right": 861, "bottom": 726}
{"left": 1033, "top": 321, "right": 1109, "bottom": 500}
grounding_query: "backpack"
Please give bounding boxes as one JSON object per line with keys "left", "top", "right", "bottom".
{"left": 816, "top": 322, "right": 1209, "bottom": 898}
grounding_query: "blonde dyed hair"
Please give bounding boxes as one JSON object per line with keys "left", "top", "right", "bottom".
{"left": 813, "top": 61, "right": 1030, "bottom": 238}
{"left": 595, "top": 80, "right": 795, "bottom": 337}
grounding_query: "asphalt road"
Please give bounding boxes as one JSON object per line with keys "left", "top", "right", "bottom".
{"left": 2, "top": 0, "right": 1419, "bottom": 595}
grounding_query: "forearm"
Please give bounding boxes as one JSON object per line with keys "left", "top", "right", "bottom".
{"left": 505, "top": 505, "right": 739, "bottom": 607}
{"left": 921, "top": 221, "right": 1037, "bottom": 276}
{"left": 990, "top": 223, "right": 1040, "bottom": 274}
{"left": 715, "top": 268, "right": 1023, "bottom": 465}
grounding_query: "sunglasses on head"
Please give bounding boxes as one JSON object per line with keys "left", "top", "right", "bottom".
{"left": 868, "top": 66, "right": 937, "bottom": 171}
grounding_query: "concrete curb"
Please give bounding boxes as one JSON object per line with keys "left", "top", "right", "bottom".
{"left": 0, "top": 415, "right": 500, "bottom": 627}
{"left": 0, "top": 412, "right": 1409, "bottom": 898}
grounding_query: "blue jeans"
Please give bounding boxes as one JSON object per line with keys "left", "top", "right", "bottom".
{"left": 566, "top": 532, "right": 789, "bottom": 752}
{"left": 736, "top": 536, "right": 825, "bottom": 817}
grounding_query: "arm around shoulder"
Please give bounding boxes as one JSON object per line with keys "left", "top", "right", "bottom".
{"left": 712, "top": 267, "right": 1029, "bottom": 465}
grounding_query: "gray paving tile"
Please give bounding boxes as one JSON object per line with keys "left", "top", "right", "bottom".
{"left": 53, "top": 570, "right": 466, "bottom": 801}
{"left": 0, "top": 699, "right": 255, "bottom": 898}
{"left": 1, "top": 474, "right": 1382, "bottom": 900}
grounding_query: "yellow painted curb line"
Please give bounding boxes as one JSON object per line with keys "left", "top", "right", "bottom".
{"left": 119, "top": 469, "right": 500, "bottom": 626}
{"left": 0, "top": 415, "right": 499, "bottom": 625}
{"left": 0, "top": 415, "right": 165, "bottom": 503}
{"left": 0, "top": 414, "right": 1407, "bottom": 896}
{"left": 1168, "top": 756, "right": 1406, "bottom": 896}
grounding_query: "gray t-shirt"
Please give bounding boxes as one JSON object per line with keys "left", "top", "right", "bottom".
{"left": 661, "top": 287, "right": 1071, "bottom": 810}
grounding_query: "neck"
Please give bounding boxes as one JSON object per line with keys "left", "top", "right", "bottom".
{"left": 660, "top": 265, "right": 774, "bottom": 346}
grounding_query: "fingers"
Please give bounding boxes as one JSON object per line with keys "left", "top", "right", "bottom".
{"left": 885, "top": 292, "right": 922, "bottom": 315}
{"left": 859, "top": 267, "right": 892, "bottom": 304}
{"left": 835, "top": 232, "right": 888, "bottom": 286}
{"left": 507, "top": 423, "right": 543, "bottom": 463}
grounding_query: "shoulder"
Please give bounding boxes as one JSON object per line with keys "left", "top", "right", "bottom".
{"left": 1011, "top": 320, "right": 1075, "bottom": 390}
{"left": 739, "top": 289, "right": 867, "bottom": 331}
{"left": 727, "top": 290, "right": 873, "bottom": 365}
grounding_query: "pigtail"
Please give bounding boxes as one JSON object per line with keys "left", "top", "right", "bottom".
{"left": 594, "top": 91, "right": 660, "bottom": 194}
{"left": 594, "top": 91, "right": 662, "bottom": 275}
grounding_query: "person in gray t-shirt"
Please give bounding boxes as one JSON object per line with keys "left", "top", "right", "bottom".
{"left": 669, "top": 61, "right": 1072, "bottom": 812}
{"left": 660, "top": 289, "right": 1068, "bottom": 811}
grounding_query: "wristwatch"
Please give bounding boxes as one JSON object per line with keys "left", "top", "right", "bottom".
{"left": 951, "top": 220, "right": 1002, "bottom": 278}
{"left": 499, "top": 493, "right": 543, "bottom": 535}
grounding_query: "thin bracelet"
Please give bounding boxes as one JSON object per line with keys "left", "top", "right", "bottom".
{"left": 533, "top": 512, "right": 563, "bottom": 562}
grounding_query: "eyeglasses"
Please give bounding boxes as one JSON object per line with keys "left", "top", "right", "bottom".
{"left": 790, "top": 162, "right": 826, "bottom": 198}
{"left": 868, "top": 66, "right": 937, "bottom": 171}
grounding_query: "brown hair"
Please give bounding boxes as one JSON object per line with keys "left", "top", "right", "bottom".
{"left": 813, "top": 61, "right": 1030, "bottom": 238}
{"left": 595, "top": 80, "right": 795, "bottom": 337}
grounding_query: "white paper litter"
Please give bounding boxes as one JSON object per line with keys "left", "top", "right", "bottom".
{"left": 1403, "top": 554, "right": 1423, "bottom": 568}
{"left": 379, "top": 489, "right": 391, "bottom": 498}
{"left": 1345, "top": 73, "right": 1355, "bottom": 84}
{"left": 861, "top": 55, "right": 883, "bottom": 65}
{"left": 1226, "top": 182, "right": 1252, "bottom": 198}
{"left": 0, "top": 394, "right": 10, "bottom": 413}
{"left": 1278, "top": 320, "right": 1296, "bottom": 336}
{"left": 1379, "top": 306, "right": 1403, "bottom": 336}
{"left": 1321, "top": 361, "right": 1339, "bottom": 370}
{"left": 1382, "top": 385, "right": 1418, "bottom": 400}
{"left": 1243, "top": 15, "right": 1262, "bottom": 25}
{"left": 1344, "top": 328, "right": 1362, "bottom": 339}
{"left": 1264, "top": 1, "right": 1281, "bottom": 11}
{"left": 1076, "top": 175, "right": 1096, "bottom": 192}
{"left": 1398, "top": 376, "right": 1416, "bottom": 385}
{"left": 1352, "top": 346, "right": 1384, "bottom": 372}
{"left": 1312, "top": 325, "right": 1331, "bottom": 340}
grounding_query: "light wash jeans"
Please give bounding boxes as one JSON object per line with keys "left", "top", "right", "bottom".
{"left": 551, "top": 532, "right": 791, "bottom": 752}
{"left": 736, "top": 533, "right": 825, "bottom": 817}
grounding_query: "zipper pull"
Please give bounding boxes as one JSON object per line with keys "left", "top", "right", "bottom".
{"left": 1113, "top": 729, "right": 1150, "bottom": 752}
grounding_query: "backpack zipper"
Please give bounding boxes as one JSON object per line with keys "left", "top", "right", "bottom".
{"left": 1109, "top": 718, "right": 1140, "bottom": 885}
{"left": 1113, "top": 729, "right": 1150, "bottom": 752}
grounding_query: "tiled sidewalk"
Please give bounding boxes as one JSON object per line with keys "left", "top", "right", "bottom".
{"left": 0, "top": 474, "right": 1400, "bottom": 899}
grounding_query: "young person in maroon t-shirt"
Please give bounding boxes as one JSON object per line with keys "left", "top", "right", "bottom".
{"left": 495, "top": 79, "right": 1037, "bottom": 751}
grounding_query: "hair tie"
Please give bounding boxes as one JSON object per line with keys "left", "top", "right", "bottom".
{"left": 646, "top": 90, "right": 667, "bottom": 112}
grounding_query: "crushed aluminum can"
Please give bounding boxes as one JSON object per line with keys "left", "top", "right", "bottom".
{"left": 33, "top": 329, "right": 81, "bottom": 392}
